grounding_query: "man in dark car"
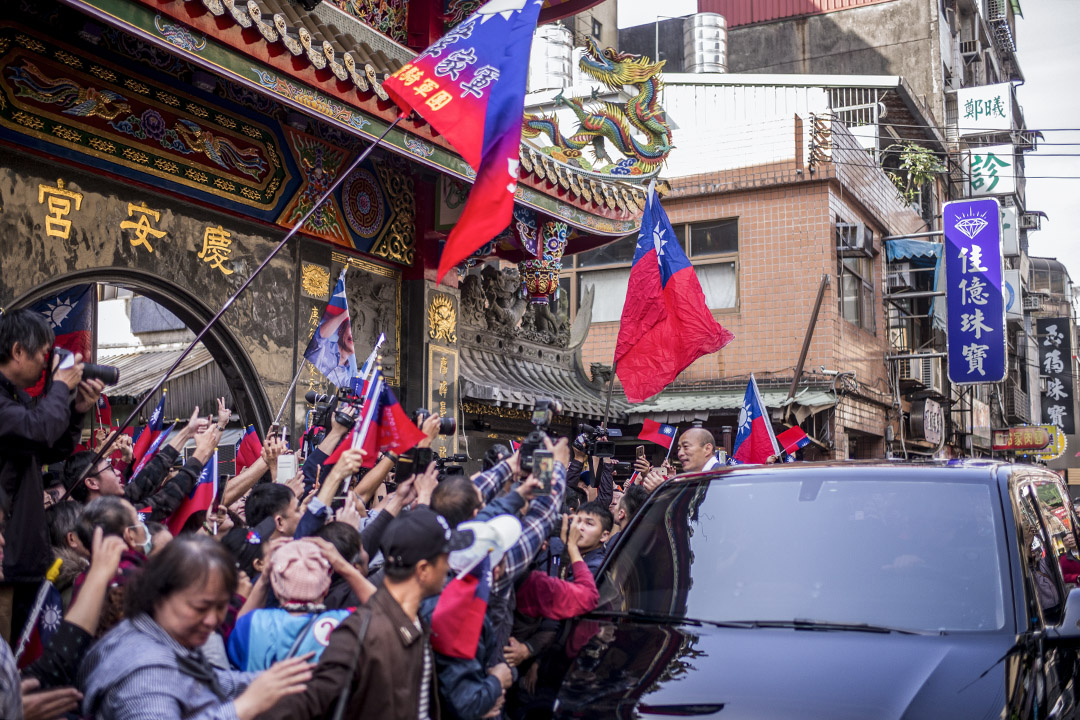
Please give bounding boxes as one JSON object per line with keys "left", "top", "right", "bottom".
{"left": 675, "top": 428, "right": 720, "bottom": 473}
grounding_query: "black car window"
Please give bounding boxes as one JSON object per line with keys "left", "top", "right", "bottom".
{"left": 1018, "top": 482, "right": 1068, "bottom": 624}
{"left": 599, "top": 475, "right": 1007, "bottom": 633}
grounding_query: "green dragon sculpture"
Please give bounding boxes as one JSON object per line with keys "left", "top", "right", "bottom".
{"left": 522, "top": 38, "right": 673, "bottom": 176}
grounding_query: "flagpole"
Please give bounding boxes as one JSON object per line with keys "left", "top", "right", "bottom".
{"left": 274, "top": 358, "right": 310, "bottom": 427}
{"left": 600, "top": 360, "right": 617, "bottom": 432}
{"left": 344, "top": 372, "right": 384, "bottom": 496}
{"left": 61, "top": 115, "right": 407, "bottom": 502}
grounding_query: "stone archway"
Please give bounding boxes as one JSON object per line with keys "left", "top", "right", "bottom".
{"left": 7, "top": 268, "right": 273, "bottom": 432}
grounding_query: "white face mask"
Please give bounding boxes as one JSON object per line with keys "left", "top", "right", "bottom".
{"left": 130, "top": 521, "right": 152, "bottom": 555}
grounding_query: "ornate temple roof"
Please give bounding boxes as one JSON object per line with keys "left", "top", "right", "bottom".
{"left": 108, "top": 0, "right": 648, "bottom": 236}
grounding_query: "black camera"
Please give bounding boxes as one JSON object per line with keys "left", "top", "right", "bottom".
{"left": 435, "top": 453, "right": 468, "bottom": 480}
{"left": 414, "top": 408, "right": 456, "bottom": 436}
{"left": 575, "top": 422, "right": 615, "bottom": 458}
{"left": 520, "top": 398, "right": 563, "bottom": 472}
{"left": 305, "top": 390, "right": 360, "bottom": 432}
{"left": 54, "top": 348, "right": 119, "bottom": 386}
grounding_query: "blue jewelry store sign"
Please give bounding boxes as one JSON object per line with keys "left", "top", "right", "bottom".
{"left": 944, "top": 198, "right": 1007, "bottom": 384}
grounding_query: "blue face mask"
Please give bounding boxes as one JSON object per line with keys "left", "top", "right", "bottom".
{"left": 129, "top": 520, "right": 153, "bottom": 555}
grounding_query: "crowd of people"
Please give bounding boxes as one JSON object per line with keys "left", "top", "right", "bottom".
{"left": 0, "top": 308, "right": 735, "bottom": 719}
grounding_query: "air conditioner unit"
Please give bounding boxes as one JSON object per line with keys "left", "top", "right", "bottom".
{"left": 898, "top": 357, "right": 945, "bottom": 396}
{"left": 1018, "top": 212, "right": 1042, "bottom": 230}
{"left": 887, "top": 262, "right": 913, "bottom": 292}
{"left": 837, "top": 223, "right": 874, "bottom": 257}
{"left": 1022, "top": 295, "right": 1042, "bottom": 311}
{"left": 960, "top": 39, "right": 980, "bottom": 57}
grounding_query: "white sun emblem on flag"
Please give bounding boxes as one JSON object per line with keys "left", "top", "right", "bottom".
{"left": 150, "top": 406, "right": 161, "bottom": 424}
{"left": 652, "top": 222, "right": 668, "bottom": 259}
{"left": 41, "top": 298, "right": 75, "bottom": 330}
{"left": 476, "top": 0, "right": 542, "bottom": 22}
{"left": 41, "top": 603, "right": 62, "bottom": 633}
{"left": 738, "top": 402, "right": 752, "bottom": 434}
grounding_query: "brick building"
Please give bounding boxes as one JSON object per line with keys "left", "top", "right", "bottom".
{"left": 552, "top": 76, "right": 929, "bottom": 460}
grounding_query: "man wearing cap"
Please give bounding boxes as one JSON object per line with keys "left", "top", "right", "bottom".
{"left": 258, "top": 506, "right": 469, "bottom": 720}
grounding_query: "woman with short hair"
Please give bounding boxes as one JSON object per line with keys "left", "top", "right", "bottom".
{"left": 79, "top": 535, "right": 312, "bottom": 720}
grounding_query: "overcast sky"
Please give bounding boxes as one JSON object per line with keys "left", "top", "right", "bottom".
{"left": 618, "top": 0, "right": 1080, "bottom": 281}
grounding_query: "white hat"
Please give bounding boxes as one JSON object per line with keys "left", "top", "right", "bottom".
{"left": 449, "top": 514, "right": 523, "bottom": 575}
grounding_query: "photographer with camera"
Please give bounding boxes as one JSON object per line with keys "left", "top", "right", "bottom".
{"left": 566, "top": 426, "right": 614, "bottom": 515}
{"left": 0, "top": 309, "right": 104, "bottom": 643}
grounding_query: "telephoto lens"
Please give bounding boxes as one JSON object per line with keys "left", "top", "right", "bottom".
{"left": 81, "top": 362, "right": 120, "bottom": 386}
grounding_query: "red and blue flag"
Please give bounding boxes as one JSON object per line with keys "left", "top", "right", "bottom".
{"left": 15, "top": 561, "right": 64, "bottom": 669}
{"left": 324, "top": 373, "right": 427, "bottom": 468}
{"left": 131, "top": 421, "right": 176, "bottom": 478}
{"left": 732, "top": 375, "right": 780, "bottom": 464}
{"left": 167, "top": 449, "right": 219, "bottom": 534}
{"left": 382, "top": 0, "right": 543, "bottom": 282}
{"left": 28, "top": 284, "right": 94, "bottom": 397}
{"left": 235, "top": 425, "right": 263, "bottom": 474}
{"left": 132, "top": 392, "right": 167, "bottom": 468}
{"left": 776, "top": 426, "right": 811, "bottom": 459}
{"left": 430, "top": 555, "right": 492, "bottom": 659}
{"left": 614, "top": 185, "right": 734, "bottom": 402}
{"left": 638, "top": 419, "right": 678, "bottom": 450}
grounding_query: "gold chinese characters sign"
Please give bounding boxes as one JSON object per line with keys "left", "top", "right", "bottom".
{"left": 427, "top": 345, "right": 459, "bottom": 457}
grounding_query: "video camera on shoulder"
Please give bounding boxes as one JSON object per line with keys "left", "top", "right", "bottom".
{"left": 435, "top": 453, "right": 468, "bottom": 480}
{"left": 574, "top": 422, "right": 616, "bottom": 458}
{"left": 305, "top": 389, "right": 363, "bottom": 431}
{"left": 519, "top": 398, "right": 562, "bottom": 472}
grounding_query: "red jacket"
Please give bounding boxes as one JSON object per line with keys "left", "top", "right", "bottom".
{"left": 515, "top": 560, "right": 599, "bottom": 619}
{"left": 1060, "top": 553, "right": 1080, "bottom": 584}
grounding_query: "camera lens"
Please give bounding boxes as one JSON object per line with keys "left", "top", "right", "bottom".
{"left": 438, "top": 417, "right": 456, "bottom": 435}
{"left": 81, "top": 363, "right": 120, "bottom": 386}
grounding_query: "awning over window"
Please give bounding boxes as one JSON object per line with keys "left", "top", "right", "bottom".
{"left": 884, "top": 238, "right": 941, "bottom": 261}
{"left": 626, "top": 387, "right": 836, "bottom": 425}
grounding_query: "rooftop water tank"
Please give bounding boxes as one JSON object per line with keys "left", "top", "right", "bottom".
{"left": 683, "top": 12, "right": 727, "bottom": 73}
{"left": 528, "top": 23, "right": 573, "bottom": 92}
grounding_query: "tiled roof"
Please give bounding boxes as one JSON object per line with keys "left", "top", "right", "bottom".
{"left": 460, "top": 344, "right": 627, "bottom": 421}
{"left": 164, "top": 0, "right": 650, "bottom": 221}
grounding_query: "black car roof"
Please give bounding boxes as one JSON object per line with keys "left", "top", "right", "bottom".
{"left": 669, "top": 459, "right": 1061, "bottom": 491}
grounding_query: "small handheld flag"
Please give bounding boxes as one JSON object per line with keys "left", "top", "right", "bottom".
{"left": 430, "top": 555, "right": 492, "bottom": 659}
{"left": 132, "top": 392, "right": 168, "bottom": 468}
{"left": 167, "top": 450, "right": 219, "bottom": 534}
{"left": 235, "top": 425, "right": 263, "bottom": 474}
{"left": 382, "top": 0, "right": 544, "bottom": 282}
{"left": 638, "top": 419, "right": 678, "bottom": 450}
{"left": 28, "top": 285, "right": 94, "bottom": 398}
{"left": 776, "top": 426, "right": 811, "bottom": 457}
{"left": 732, "top": 375, "right": 780, "bottom": 464}
{"left": 130, "top": 422, "right": 176, "bottom": 478}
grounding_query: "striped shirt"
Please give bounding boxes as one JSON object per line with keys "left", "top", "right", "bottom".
{"left": 472, "top": 459, "right": 568, "bottom": 596}
{"left": 79, "top": 614, "right": 256, "bottom": 720}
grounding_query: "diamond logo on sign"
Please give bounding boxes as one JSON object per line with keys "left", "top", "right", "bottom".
{"left": 944, "top": 198, "right": 1006, "bottom": 385}
{"left": 954, "top": 211, "right": 988, "bottom": 240}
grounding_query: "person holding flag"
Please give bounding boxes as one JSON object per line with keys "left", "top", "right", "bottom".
{"left": 613, "top": 183, "right": 735, "bottom": 403}
{"left": 63, "top": 406, "right": 222, "bottom": 523}
{"left": 776, "top": 426, "right": 811, "bottom": 461}
{"left": 130, "top": 391, "right": 167, "bottom": 470}
{"left": 733, "top": 375, "right": 781, "bottom": 464}
{"left": 382, "top": 0, "right": 545, "bottom": 282}
{"left": 304, "top": 271, "right": 357, "bottom": 387}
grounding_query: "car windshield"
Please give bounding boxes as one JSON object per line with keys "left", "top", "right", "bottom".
{"left": 599, "top": 473, "right": 1007, "bottom": 633}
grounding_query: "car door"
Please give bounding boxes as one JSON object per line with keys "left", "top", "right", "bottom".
{"left": 1017, "top": 475, "right": 1080, "bottom": 718}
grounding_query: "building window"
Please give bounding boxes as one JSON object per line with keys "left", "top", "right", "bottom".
{"left": 562, "top": 218, "right": 739, "bottom": 321}
{"left": 839, "top": 255, "right": 876, "bottom": 333}
{"left": 591, "top": 18, "right": 602, "bottom": 39}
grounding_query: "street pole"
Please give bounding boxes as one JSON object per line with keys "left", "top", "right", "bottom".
{"left": 60, "top": 114, "right": 407, "bottom": 502}
{"left": 785, "top": 273, "right": 830, "bottom": 423}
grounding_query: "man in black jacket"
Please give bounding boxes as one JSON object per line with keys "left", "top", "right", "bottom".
{"left": 0, "top": 309, "right": 102, "bottom": 644}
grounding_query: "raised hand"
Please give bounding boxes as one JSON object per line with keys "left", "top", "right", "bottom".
{"left": 233, "top": 654, "right": 314, "bottom": 720}
{"left": 216, "top": 397, "right": 230, "bottom": 430}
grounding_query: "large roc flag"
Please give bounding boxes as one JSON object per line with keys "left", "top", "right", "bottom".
{"left": 614, "top": 185, "right": 735, "bottom": 402}
{"left": 382, "top": 0, "right": 544, "bottom": 283}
